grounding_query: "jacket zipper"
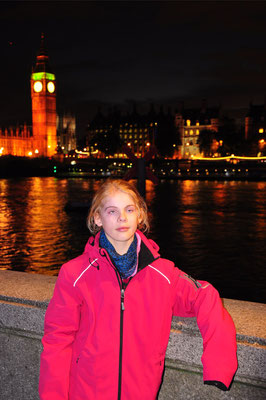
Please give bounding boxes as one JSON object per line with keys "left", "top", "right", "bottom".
{"left": 118, "top": 284, "right": 125, "bottom": 400}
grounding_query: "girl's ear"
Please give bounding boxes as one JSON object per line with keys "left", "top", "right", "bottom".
{"left": 94, "top": 212, "right": 103, "bottom": 227}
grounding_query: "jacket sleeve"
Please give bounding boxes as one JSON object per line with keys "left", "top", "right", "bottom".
{"left": 172, "top": 270, "right": 238, "bottom": 390}
{"left": 39, "top": 265, "right": 82, "bottom": 400}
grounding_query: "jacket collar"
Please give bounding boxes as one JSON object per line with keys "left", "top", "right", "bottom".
{"left": 84, "top": 230, "right": 160, "bottom": 270}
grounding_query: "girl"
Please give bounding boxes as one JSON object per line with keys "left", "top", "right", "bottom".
{"left": 39, "top": 179, "right": 237, "bottom": 400}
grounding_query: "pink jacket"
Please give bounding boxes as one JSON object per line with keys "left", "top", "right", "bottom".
{"left": 39, "top": 230, "right": 237, "bottom": 399}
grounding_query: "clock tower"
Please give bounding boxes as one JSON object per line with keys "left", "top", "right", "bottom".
{"left": 31, "top": 34, "right": 57, "bottom": 157}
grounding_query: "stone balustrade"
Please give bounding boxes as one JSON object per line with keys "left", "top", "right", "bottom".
{"left": 0, "top": 270, "right": 265, "bottom": 400}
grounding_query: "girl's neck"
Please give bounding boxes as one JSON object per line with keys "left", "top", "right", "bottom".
{"left": 110, "top": 239, "right": 133, "bottom": 255}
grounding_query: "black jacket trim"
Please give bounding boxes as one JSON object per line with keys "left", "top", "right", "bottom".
{"left": 138, "top": 241, "right": 159, "bottom": 271}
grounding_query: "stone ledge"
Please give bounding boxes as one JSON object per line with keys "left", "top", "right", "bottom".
{"left": 0, "top": 269, "right": 266, "bottom": 400}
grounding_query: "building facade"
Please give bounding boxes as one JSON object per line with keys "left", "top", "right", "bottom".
{"left": 245, "top": 102, "right": 266, "bottom": 142}
{"left": 0, "top": 124, "right": 33, "bottom": 157}
{"left": 86, "top": 105, "right": 179, "bottom": 158}
{"left": 175, "top": 101, "right": 220, "bottom": 158}
{"left": 57, "top": 113, "right": 76, "bottom": 154}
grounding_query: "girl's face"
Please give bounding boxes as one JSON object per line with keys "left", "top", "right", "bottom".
{"left": 94, "top": 190, "right": 140, "bottom": 255}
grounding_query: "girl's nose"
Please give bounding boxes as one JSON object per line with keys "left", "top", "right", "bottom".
{"left": 119, "top": 211, "right": 127, "bottom": 221}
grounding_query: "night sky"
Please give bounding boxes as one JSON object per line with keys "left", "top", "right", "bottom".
{"left": 1, "top": 1, "right": 266, "bottom": 137}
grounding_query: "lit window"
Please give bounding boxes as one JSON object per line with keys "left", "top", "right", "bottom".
{"left": 259, "top": 128, "right": 264, "bottom": 133}
{"left": 186, "top": 120, "right": 191, "bottom": 127}
{"left": 196, "top": 130, "right": 199, "bottom": 135}
{"left": 190, "top": 130, "right": 193, "bottom": 135}
{"left": 196, "top": 122, "right": 199, "bottom": 126}
{"left": 185, "top": 130, "right": 188, "bottom": 135}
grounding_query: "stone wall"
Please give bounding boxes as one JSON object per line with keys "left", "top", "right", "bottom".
{"left": 0, "top": 270, "right": 265, "bottom": 400}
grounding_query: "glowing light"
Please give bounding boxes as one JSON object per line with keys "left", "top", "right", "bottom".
{"left": 259, "top": 128, "right": 264, "bottom": 133}
{"left": 186, "top": 120, "right": 191, "bottom": 127}
{"left": 34, "top": 149, "right": 39, "bottom": 154}
{"left": 33, "top": 81, "right": 42, "bottom": 93}
{"left": 31, "top": 72, "right": 55, "bottom": 81}
{"left": 71, "top": 161, "right": 76, "bottom": 165}
{"left": 193, "top": 155, "right": 266, "bottom": 161}
{"left": 47, "top": 81, "right": 55, "bottom": 93}
{"left": 146, "top": 142, "right": 150, "bottom": 146}
{"left": 75, "top": 150, "right": 90, "bottom": 156}
{"left": 28, "top": 152, "right": 32, "bottom": 156}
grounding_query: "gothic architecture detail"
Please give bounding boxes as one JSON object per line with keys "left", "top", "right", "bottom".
{"left": 31, "top": 33, "right": 57, "bottom": 157}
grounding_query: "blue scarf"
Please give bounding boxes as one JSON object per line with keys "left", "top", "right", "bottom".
{"left": 99, "top": 230, "right": 137, "bottom": 279}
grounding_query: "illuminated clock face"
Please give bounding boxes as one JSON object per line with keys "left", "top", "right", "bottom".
{"left": 33, "top": 81, "right": 43, "bottom": 93}
{"left": 47, "top": 81, "right": 55, "bottom": 93}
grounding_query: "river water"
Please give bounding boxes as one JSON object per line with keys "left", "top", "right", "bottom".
{"left": 0, "top": 177, "right": 265, "bottom": 303}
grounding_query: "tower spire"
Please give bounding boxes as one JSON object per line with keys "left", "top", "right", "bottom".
{"left": 33, "top": 33, "right": 53, "bottom": 73}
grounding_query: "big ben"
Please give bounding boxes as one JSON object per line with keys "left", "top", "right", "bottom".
{"left": 31, "top": 34, "right": 57, "bottom": 157}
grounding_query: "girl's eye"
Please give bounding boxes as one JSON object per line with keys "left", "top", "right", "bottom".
{"left": 108, "top": 209, "right": 117, "bottom": 215}
{"left": 127, "top": 208, "right": 135, "bottom": 213}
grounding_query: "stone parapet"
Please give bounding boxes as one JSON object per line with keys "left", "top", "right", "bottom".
{"left": 0, "top": 270, "right": 265, "bottom": 400}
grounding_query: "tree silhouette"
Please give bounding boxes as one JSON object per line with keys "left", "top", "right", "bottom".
{"left": 89, "top": 129, "right": 122, "bottom": 156}
{"left": 197, "top": 129, "right": 217, "bottom": 156}
{"left": 155, "top": 115, "right": 181, "bottom": 158}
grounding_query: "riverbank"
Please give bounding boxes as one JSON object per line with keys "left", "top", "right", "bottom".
{"left": 1, "top": 155, "right": 266, "bottom": 180}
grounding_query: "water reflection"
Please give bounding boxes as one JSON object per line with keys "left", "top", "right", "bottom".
{"left": 0, "top": 177, "right": 265, "bottom": 302}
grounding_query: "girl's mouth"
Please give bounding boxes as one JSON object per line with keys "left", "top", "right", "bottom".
{"left": 116, "top": 227, "right": 129, "bottom": 232}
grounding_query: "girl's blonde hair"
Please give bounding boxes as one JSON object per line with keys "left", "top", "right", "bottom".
{"left": 87, "top": 179, "right": 149, "bottom": 235}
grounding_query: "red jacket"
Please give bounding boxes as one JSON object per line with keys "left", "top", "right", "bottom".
{"left": 39, "top": 230, "right": 237, "bottom": 399}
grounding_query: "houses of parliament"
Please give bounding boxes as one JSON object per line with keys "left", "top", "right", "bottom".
{"left": 0, "top": 35, "right": 76, "bottom": 158}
